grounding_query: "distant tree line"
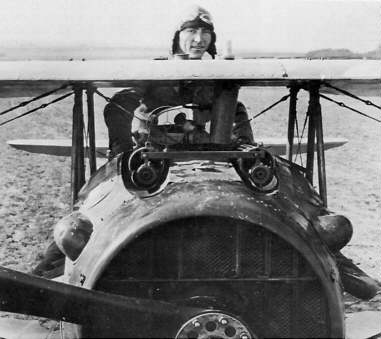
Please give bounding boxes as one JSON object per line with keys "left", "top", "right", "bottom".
{"left": 305, "top": 47, "right": 381, "bottom": 59}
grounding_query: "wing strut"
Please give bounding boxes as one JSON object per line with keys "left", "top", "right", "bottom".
{"left": 71, "top": 86, "right": 85, "bottom": 207}
{"left": 312, "top": 83, "right": 327, "bottom": 207}
{"left": 86, "top": 86, "right": 97, "bottom": 174}
{"left": 286, "top": 84, "right": 300, "bottom": 161}
{"left": 306, "top": 81, "right": 327, "bottom": 207}
{"left": 306, "top": 92, "right": 316, "bottom": 185}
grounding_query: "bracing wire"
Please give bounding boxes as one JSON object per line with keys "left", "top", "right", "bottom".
{"left": 252, "top": 94, "right": 291, "bottom": 120}
{"left": 0, "top": 92, "right": 74, "bottom": 127}
{"left": 323, "top": 82, "right": 381, "bottom": 111}
{"left": 233, "top": 94, "right": 291, "bottom": 132}
{"left": 293, "top": 114, "right": 303, "bottom": 165}
{"left": 294, "top": 112, "right": 309, "bottom": 164}
{"left": 94, "top": 89, "right": 146, "bottom": 122}
{"left": 320, "top": 94, "right": 381, "bottom": 123}
{"left": 0, "top": 84, "right": 69, "bottom": 117}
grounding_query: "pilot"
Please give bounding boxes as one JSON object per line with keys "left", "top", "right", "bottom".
{"left": 104, "top": 5, "right": 254, "bottom": 158}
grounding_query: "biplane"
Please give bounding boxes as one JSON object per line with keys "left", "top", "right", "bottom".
{"left": 0, "top": 58, "right": 380, "bottom": 339}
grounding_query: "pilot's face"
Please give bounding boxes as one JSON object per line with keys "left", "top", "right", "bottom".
{"left": 179, "top": 27, "right": 212, "bottom": 59}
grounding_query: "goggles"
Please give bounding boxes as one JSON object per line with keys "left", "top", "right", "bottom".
{"left": 180, "top": 17, "right": 214, "bottom": 31}
{"left": 178, "top": 6, "right": 214, "bottom": 31}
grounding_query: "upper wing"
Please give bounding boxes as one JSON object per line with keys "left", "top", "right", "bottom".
{"left": 0, "top": 59, "right": 379, "bottom": 97}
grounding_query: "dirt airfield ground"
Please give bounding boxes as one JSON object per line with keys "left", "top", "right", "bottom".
{"left": 0, "top": 86, "right": 379, "bottom": 319}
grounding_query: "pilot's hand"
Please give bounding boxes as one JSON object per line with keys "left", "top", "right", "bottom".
{"left": 133, "top": 102, "right": 149, "bottom": 120}
{"left": 132, "top": 103, "right": 150, "bottom": 134}
{"left": 183, "top": 120, "right": 195, "bottom": 132}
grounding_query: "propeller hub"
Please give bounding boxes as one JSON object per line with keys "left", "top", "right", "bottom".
{"left": 175, "top": 312, "right": 255, "bottom": 339}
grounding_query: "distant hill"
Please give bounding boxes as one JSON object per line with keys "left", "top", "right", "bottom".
{"left": 363, "top": 47, "right": 381, "bottom": 59}
{"left": 305, "top": 48, "right": 380, "bottom": 59}
{"left": 305, "top": 48, "right": 362, "bottom": 59}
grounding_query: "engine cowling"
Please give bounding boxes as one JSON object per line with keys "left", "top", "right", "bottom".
{"left": 79, "top": 217, "right": 341, "bottom": 338}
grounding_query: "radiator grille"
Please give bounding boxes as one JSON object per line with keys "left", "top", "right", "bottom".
{"left": 240, "top": 228, "right": 265, "bottom": 277}
{"left": 271, "top": 236, "right": 294, "bottom": 276}
{"left": 182, "top": 224, "right": 236, "bottom": 278}
{"left": 266, "top": 283, "right": 293, "bottom": 337}
{"left": 297, "top": 281, "right": 327, "bottom": 337}
{"left": 95, "top": 217, "right": 329, "bottom": 338}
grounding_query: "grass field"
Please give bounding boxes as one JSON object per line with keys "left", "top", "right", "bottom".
{"left": 0, "top": 86, "right": 380, "bottom": 313}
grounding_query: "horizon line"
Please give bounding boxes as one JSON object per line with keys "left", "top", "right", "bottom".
{"left": 0, "top": 44, "right": 376, "bottom": 55}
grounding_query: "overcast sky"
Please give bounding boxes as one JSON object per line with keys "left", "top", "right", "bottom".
{"left": 0, "top": 0, "right": 379, "bottom": 53}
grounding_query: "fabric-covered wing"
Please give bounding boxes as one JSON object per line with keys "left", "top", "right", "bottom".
{"left": 0, "top": 59, "right": 379, "bottom": 97}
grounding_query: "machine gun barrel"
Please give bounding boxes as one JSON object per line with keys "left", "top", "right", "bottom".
{"left": 0, "top": 266, "right": 201, "bottom": 325}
